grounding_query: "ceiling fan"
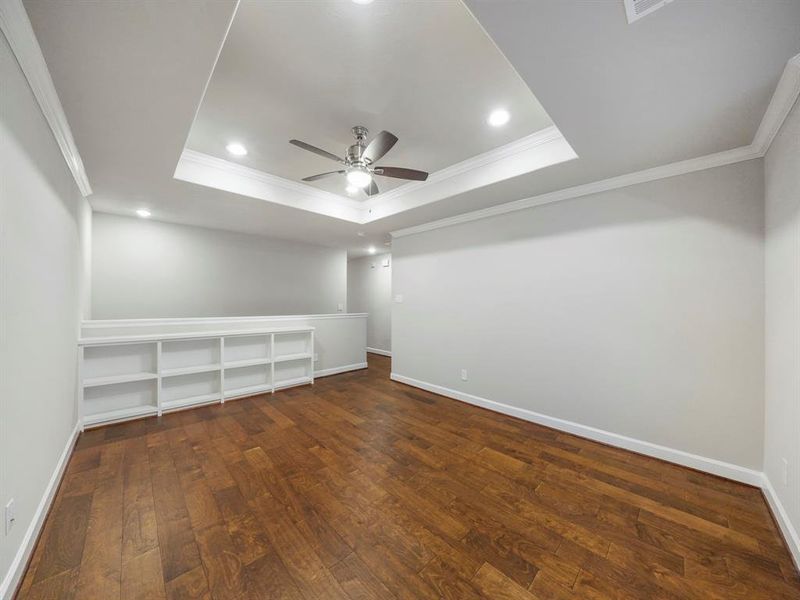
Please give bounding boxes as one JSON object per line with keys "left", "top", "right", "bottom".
{"left": 290, "top": 126, "right": 428, "bottom": 196}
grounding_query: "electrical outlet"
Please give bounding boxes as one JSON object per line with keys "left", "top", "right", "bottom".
{"left": 5, "top": 498, "right": 15, "bottom": 536}
{"left": 461, "top": 369, "right": 468, "bottom": 381}
{"left": 782, "top": 458, "right": 789, "bottom": 486}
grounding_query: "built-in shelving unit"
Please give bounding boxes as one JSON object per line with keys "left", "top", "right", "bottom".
{"left": 79, "top": 327, "right": 314, "bottom": 429}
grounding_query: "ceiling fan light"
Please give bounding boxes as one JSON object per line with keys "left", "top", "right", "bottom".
{"left": 346, "top": 168, "right": 372, "bottom": 188}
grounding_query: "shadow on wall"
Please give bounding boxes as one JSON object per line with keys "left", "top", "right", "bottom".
{"left": 395, "top": 160, "right": 764, "bottom": 259}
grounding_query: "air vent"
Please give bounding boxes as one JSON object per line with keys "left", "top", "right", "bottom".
{"left": 623, "top": 0, "right": 673, "bottom": 23}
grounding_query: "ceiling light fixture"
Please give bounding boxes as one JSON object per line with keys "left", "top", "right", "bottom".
{"left": 136, "top": 208, "right": 151, "bottom": 218}
{"left": 368, "top": 246, "right": 376, "bottom": 254}
{"left": 346, "top": 167, "right": 372, "bottom": 189}
{"left": 346, "top": 184, "right": 359, "bottom": 195}
{"left": 226, "top": 142, "right": 247, "bottom": 156}
{"left": 487, "top": 108, "right": 510, "bottom": 127}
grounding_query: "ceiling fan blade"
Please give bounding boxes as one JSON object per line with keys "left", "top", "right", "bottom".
{"left": 364, "top": 179, "right": 380, "bottom": 196}
{"left": 373, "top": 166, "right": 429, "bottom": 181}
{"left": 363, "top": 131, "right": 398, "bottom": 163}
{"left": 289, "top": 139, "right": 343, "bottom": 163}
{"left": 301, "top": 171, "right": 345, "bottom": 182}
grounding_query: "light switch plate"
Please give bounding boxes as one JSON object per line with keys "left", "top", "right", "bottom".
{"left": 4, "top": 498, "right": 15, "bottom": 536}
{"left": 394, "top": 294, "right": 403, "bottom": 303}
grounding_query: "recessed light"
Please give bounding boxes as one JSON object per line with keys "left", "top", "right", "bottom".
{"left": 346, "top": 185, "right": 359, "bottom": 195}
{"left": 367, "top": 246, "right": 376, "bottom": 254}
{"left": 357, "top": 231, "right": 366, "bottom": 237}
{"left": 226, "top": 142, "right": 247, "bottom": 156}
{"left": 136, "top": 208, "right": 151, "bottom": 218}
{"left": 487, "top": 109, "right": 510, "bottom": 127}
{"left": 352, "top": 0, "right": 374, "bottom": 4}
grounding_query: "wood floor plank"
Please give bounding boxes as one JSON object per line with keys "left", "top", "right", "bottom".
{"left": 121, "top": 546, "right": 167, "bottom": 600}
{"left": 74, "top": 440, "right": 126, "bottom": 599}
{"left": 471, "top": 562, "right": 541, "bottom": 600}
{"left": 30, "top": 494, "right": 92, "bottom": 584}
{"left": 15, "top": 356, "right": 799, "bottom": 600}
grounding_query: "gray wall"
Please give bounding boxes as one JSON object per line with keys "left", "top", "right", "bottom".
{"left": 0, "top": 32, "right": 88, "bottom": 593}
{"left": 91, "top": 213, "right": 348, "bottom": 318}
{"left": 392, "top": 159, "right": 765, "bottom": 470}
{"left": 348, "top": 253, "right": 392, "bottom": 353}
{"left": 764, "top": 97, "right": 800, "bottom": 543}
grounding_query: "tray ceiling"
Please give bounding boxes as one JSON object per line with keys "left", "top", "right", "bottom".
{"left": 184, "top": 0, "right": 554, "bottom": 199}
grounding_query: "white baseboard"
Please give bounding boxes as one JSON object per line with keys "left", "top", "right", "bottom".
{"left": 761, "top": 474, "right": 800, "bottom": 571}
{"left": 0, "top": 422, "right": 80, "bottom": 600}
{"left": 366, "top": 347, "right": 392, "bottom": 357}
{"left": 390, "top": 373, "right": 763, "bottom": 487}
{"left": 315, "top": 362, "right": 367, "bottom": 378}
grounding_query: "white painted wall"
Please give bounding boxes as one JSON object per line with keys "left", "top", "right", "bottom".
{"left": 91, "top": 213, "right": 347, "bottom": 319}
{"left": 0, "top": 32, "right": 85, "bottom": 597}
{"left": 392, "top": 160, "right": 765, "bottom": 472}
{"left": 347, "top": 253, "right": 392, "bottom": 354}
{"left": 764, "top": 97, "right": 800, "bottom": 559}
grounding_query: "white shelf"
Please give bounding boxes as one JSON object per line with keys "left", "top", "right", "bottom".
{"left": 275, "top": 376, "right": 313, "bottom": 390}
{"left": 274, "top": 352, "right": 312, "bottom": 363}
{"left": 161, "top": 364, "right": 220, "bottom": 377}
{"left": 224, "top": 383, "right": 273, "bottom": 399}
{"left": 79, "top": 325, "right": 314, "bottom": 429}
{"left": 224, "top": 357, "right": 271, "bottom": 369}
{"left": 79, "top": 326, "right": 314, "bottom": 346}
{"left": 83, "top": 372, "right": 158, "bottom": 388}
{"left": 162, "top": 393, "right": 221, "bottom": 412}
{"left": 84, "top": 405, "right": 157, "bottom": 427}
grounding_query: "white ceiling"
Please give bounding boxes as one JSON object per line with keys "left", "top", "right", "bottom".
{"left": 186, "top": 0, "right": 552, "bottom": 198}
{"left": 23, "top": 0, "right": 800, "bottom": 258}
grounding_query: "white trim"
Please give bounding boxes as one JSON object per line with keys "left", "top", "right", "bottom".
{"left": 81, "top": 313, "right": 367, "bottom": 329}
{"left": 366, "top": 347, "right": 392, "bottom": 357}
{"left": 391, "top": 144, "right": 761, "bottom": 237}
{"left": 391, "top": 53, "right": 800, "bottom": 239}
{"left": 761, "top": 474, "right": 800, "bottom": 571}
{"left": 315, "top": 362, "right": 368, "bottom": 378}
{"left": 178, "top": 149, "right": 362, "bottom": 211}
{"left": 78, "top": 325, "right": 314, "bottom": 346}
{"left": 389, "top": 373, "right": 764, "bottom": 487}
{"left": 174, "top": 128, "right": 574, "bottom": 225}
{"left": 0, "top": 0, "right": 91, "bottom": 197}
{"left": 174, "top": 149, "right": 363, "bottom": 223}
{"left": 752, "top": 53, "right": 800, "bottom": 155}
{"left": 361, "top": 127, "right": 565, "bottom": 208}
{"left": 0, "top": 422, "right": 80, "bottom": 600}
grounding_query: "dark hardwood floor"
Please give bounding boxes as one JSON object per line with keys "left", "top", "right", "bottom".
{"left": 16, "top": 355, "right": 799, "bottom": 599}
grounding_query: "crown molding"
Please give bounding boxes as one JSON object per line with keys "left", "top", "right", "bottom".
{"left": 361, "top": 126, "right": 565, "bottom": 208}
{"left": 752, "top": 52, "right": 800, "bottom": 155}
{"left": 174, "top": 149, "right": 364, "bottom": 222}
{"left": 175, "top": 126, "right": 575, "bottom": 225}
{"left": 364, "top": 127, "right": 577, "bottom": 223}
{"left": 392, "top": 53, "right": 800, "bottom": 239}
{"left": 0, "top": 0, "right": 92, "bottom": 197}
{"left": 391, "top": 144, "right": 761, "bottom": 237}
